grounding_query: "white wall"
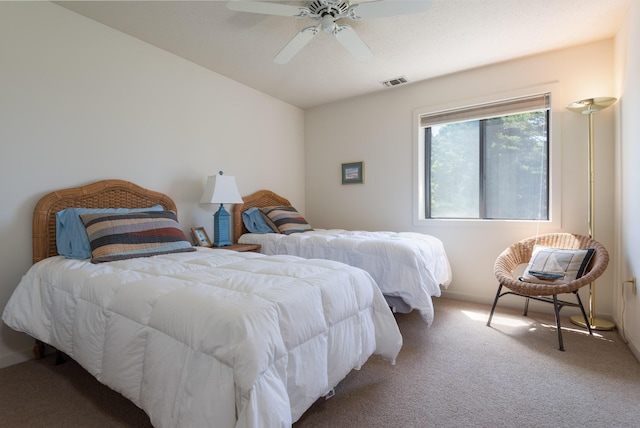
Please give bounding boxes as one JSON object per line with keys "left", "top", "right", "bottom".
{"left": 0, "top": 2, "right": 305, "bottom": 367}
{"left": 305, "top": 41, "right": 617, "bottom": 316}
{"left": 614, "top": 0, "right": 640, "bottom": 359}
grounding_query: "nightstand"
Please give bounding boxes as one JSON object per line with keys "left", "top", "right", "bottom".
{"left": 216, "top": 243, "right": 261, "bottom": 253}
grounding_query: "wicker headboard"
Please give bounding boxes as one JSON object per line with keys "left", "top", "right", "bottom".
{"left": 33, "top": 179, "right": 177, "bottom": 264}
{"left": 233, "top": 190, "right": 291, "bottom": 243}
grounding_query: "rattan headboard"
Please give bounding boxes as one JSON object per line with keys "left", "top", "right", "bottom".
{"left": 32, "top": 179, "right": 177, "bottom": 264}
{"left": 233, "top": 190, "right": 291, "bottom": 243}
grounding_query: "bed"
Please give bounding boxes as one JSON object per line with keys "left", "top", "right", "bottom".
{"left": 2, "top": 179, "right": 402, "bottom": 428}
{"left": 233, "top": 190, "right": 452, "bottom": 326}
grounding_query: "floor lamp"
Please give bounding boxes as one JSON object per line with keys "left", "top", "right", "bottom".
{"left": 566, "top": 96, "right": 616, "bottom": 331}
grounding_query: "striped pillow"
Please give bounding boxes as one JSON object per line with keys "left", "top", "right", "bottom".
{"left": 80, "top": 211, "right": 195, "bottom": 263}
{"left": 260, "top": 206, "right": 313, "bottom": 235}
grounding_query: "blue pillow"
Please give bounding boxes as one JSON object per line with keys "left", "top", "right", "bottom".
{"left": 242, "top": 207, "right": 276, "bottom": 234}
{"left": 56, "top": 205, "right": 163, "bottom": 259}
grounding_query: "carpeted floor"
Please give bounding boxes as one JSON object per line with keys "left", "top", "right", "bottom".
{"left": 1, "top": 298, "right": 639, "bottom": 427}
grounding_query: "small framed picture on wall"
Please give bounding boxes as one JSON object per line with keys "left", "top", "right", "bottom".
{"left": 341, "top": 161, "right": 364, "bottom": 184}
{"left": 191, "top": 227, "right": 212, "bottom": 247}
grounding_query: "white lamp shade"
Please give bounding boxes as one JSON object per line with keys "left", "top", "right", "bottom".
{"left": 200, "top": 174, "right": 243, "bottom": 204}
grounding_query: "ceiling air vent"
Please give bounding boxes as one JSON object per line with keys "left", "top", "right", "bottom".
{"left": 380, "top": 76, "right": 408, "bottom": 87}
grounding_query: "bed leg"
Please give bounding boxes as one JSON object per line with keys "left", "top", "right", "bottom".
{"left": 324, "top": 388, "right": 335, "bottom": 400}
{"left": 33, "top": 340, "right": 45, "bottom": 359}
{"left": 33, "top": 339, "right": 67, "bottom": 365}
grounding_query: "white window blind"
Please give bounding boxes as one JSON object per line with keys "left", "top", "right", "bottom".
{"left": 420, "top": 93, "right": 551, "bottom": 128}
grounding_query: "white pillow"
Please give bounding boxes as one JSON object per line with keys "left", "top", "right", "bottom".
{"left": 519, "top": 245, "right": 595, "bottom": 285}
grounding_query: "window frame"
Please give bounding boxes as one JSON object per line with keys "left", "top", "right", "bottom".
{"left": 412, "top": 84, "right": 561, "bottom": 229}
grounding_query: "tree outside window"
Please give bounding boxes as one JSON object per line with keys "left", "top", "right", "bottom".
{"left": 426, "top": 109, "right": 549, "bottom": 220}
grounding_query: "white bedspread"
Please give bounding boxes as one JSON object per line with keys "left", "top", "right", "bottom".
{"left": 239, "top": 230, "right": 452, "bottom": 325}
{"left": 2, "top": 248, "right": 402, "bottom": 428}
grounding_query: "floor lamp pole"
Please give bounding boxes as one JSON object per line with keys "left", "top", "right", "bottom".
{"left": 567, "top": 97, "right": 616, "bottom": 331}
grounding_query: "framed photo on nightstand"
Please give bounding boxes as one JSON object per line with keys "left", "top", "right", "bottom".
{"left": 191, "top": 227, "right": 212, "bottom": 247}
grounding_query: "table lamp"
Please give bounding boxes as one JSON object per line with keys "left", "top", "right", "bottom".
{"left": 200, "top": 171, "right": 243, "bottom": 246}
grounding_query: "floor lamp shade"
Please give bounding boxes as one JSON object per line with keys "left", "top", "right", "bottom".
{"left": 200, "top": 172, "right": 243, "bottom": 247}
{"left": 566, "top": 97, "right": 616, "bottom": 331}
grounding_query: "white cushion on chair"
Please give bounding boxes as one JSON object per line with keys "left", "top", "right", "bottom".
{"left": 519, "top": 245, "right": 595, "bottom": 285}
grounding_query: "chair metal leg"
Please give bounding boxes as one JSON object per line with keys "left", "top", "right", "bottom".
{"left": 574, "top": 290, "right": 593, "bottom": 335}
{"left": 488, "top": 283, "right": 586, "bottom": 351}
{"left": 487, "top": 284, "right": 503, "bottom": 327}
{"left": 552, "top": 295, "right": 565, "bottom": 351}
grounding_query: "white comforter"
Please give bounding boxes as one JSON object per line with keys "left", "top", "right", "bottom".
{"left": 239, "top": 230, "right": 452, "bottom": 325}
{"left": 2, "top": 248, "right": 402, "bottom": 428}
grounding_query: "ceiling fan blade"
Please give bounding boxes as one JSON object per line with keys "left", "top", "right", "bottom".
{"left": 274, "top": 25, "right": 320, "bottom": 64}
{"left": 334, "top": 25, "right": 373, "bottom": 62}
{"left": 348, "top": 0, "right": 432, "bottom": 20}
{"left": 226, "top": 1, "right": 310, "bottom": 18}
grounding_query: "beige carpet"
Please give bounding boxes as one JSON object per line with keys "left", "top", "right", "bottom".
{"left": 1, "top": 298, "right": 639, "bottom": 427}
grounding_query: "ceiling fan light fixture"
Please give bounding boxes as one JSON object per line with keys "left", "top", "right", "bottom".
{"left": 321, "top": 15, "right": 336, "bottom": 33}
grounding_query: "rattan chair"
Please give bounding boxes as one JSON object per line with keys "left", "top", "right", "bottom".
{"left": 487, "top": 233, "right": 609, "bottom": 351}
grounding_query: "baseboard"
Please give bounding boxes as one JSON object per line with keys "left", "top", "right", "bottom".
{"left": 439, "top": 290, "right": 492, "bottom": 306}
{"left": 614, "top": 313, "right": 640, "bottom": 363}
{"left": 439, "top": 290, "right": 598, "bottom": 318}
{"left": 627, "top": 338, "right": 640, "bottom": 362}
{"left": 0, "top": 348, "right": 33, "bottom": 369}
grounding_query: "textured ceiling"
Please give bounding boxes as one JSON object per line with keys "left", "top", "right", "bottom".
{"left": 57, "top": 0, "right": 631, "bottom": 109}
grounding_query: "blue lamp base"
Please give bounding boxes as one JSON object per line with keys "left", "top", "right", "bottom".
{"left": 213, "top": 204, "right": 233, "bottom": 247}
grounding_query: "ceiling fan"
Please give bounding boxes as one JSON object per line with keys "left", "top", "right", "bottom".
{"left": 226, "top": 0, "right": 432, "bottom": 64}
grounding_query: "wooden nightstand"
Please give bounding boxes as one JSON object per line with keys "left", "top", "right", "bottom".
{"left": 216, "top": 243, "right": 261, "bottom": 253}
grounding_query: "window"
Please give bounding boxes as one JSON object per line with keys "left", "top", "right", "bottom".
{"left": 420, "top": 94, "right": 550, "bottom": 220}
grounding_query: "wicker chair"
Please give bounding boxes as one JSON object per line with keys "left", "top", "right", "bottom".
{"left": 486, "top": 233, "right": 609, "bottom": 351}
